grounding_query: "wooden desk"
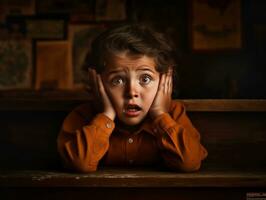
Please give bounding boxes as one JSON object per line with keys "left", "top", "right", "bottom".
{"left": 0, "top": 169, "right": 266, "bottom": 200}
{"left": 0, "top": 93, "right": 265, "bottom": 199}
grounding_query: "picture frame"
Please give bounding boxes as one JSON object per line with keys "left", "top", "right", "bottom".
{"left": 6, "top": 15, "right": 67, "bottom": 40}
{"left": 68, "top": 23, "right": 107, "bottom": 89}
{"left": 0, "top": 39, "right": 33, "bottom": 90}
{"left": 35, "top": 41, "right": 72, "bottom": 90}
{"left": 189, "top": 0, "right": 242, "bottom": 51}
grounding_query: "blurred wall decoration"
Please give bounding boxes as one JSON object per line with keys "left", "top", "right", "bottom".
{"left": 0, "top": 0, "right": 265, "bottom": 99}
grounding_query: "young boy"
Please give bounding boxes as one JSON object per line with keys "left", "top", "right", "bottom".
{"left": 57, "top": 24, "right": 208, "bottom": 173}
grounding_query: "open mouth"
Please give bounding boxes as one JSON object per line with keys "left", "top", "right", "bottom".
{"left": 124, "top": 104, "right": 142, "bottom": 117}
{"left": 126, "top": 104, "right": 141, "bottom": 111}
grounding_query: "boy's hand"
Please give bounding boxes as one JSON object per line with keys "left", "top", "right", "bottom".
{"left": 149, "top": 70, "right": 172, "bottom": 120}
{"left": 88, "top": 69, "right": 116, "bottom": 120}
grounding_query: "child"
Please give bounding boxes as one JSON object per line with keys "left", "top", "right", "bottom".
{"left": 57, "top": 24, "right": 208, "bottom": 173}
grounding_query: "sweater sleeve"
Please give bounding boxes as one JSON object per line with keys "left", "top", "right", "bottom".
{"left": 57, "top": 107, "right": 115, "bottom": 173}
{"left": 152, "top": 102, "right": 208, "bottom": 172}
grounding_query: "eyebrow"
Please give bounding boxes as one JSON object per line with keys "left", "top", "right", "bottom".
{"left": 107, "top": 66, "right": 156, "bottom": 75}
{"left": 136, "top": 67, "right": 156, "bottom": 73}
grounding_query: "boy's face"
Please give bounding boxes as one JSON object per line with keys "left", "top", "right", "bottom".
{"left": 102, "top": 53, "right": 160, "bottom": 126}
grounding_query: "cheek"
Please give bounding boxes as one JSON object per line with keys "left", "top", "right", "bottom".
{"left": 101, "top": 81, "right": 115, "bottom": 101}
{"left": 152, "top": 80, "right": 160, "bottom": 94}
{"left": 145, "top": 82, "right": 159, "bottom": 103}
{"left": 105, "top": 87, "right": 115, "bottom": 100}
{"left": 105, "top": 87, "right": 123, "bottom": 107}
{"left": 150, "top": 87, "right": 159, "bottom": 100}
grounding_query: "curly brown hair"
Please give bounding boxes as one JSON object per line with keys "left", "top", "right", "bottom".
{"left": 85, "top": 23, "right": 178, "bottom": 73}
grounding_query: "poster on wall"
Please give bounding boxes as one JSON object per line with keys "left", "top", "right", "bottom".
{"left": 0, "top": 39, "right": 32, "bottom": 89}
{"left": 190, "top": 0, "right": 242, "bottom": 51}
{"left": 68, "top": 24, "right": 106, "bottom": 89}
{"left": 35, "top": 41, "right": 72, "bottom": 90}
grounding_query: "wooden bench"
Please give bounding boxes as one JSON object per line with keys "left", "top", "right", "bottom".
{"left": 0, "top": 92, "right": 266, "bottom": 199}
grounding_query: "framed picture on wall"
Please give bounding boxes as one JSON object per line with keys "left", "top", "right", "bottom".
{"left": 6, "top": 15, "right": 67, "bottom": 40}
{"left": 35, "top": 41, "right": 72, "bottom": 90}
{"left": 68, "top": 23, "right": 106, "bottom": 89}
{"left": 189, "top": 0, "right": 242, "bottom": 51}
{"left": 0, "top": 39, "right": 33, "bottom": 89}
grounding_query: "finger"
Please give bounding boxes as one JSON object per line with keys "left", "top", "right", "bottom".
{"left": 168, "top": 75, "right": 173, "bottom": 95}
{"left": 164, "top": 74, "right": 170, "bottom": 93}
{"left": 159, "top": 73, "right": 166, "bottom": 92}
{"left": 97, "top": 74, "right": 111, "bottom": 105}
{"left": 97, "top": 74, "right": 105, "bottom": 95}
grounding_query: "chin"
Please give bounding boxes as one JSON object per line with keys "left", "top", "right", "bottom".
{"left": 124, "top": 120, "right": 141, "bottom": 126}
{"left": 119, "top": 115, "right": 146, "bottom": 126}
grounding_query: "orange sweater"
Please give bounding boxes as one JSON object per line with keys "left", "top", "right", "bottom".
{"left": 57, "top": 100, "right": 207, "bottom": 173}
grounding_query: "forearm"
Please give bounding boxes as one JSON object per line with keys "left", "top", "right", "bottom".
{"left": 153, "top": 113, "right": 207, "bottom": 172}
{"left": 57, "top": 114, "right": 115, "bottom": 173}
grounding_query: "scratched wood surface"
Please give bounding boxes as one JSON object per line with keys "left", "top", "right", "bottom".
{"left": 0, "top": 169, "right": 266, "bottom": 187}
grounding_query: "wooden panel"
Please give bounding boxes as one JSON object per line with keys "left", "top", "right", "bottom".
{"left": 183, "top": 99, "right": 266, "bottom": 112}
{"left": 189, "top": 112, "right": 266, "bottom": 171}
{"left": 0, "top": 91, "right": 266, "bottom": 112}
{"left": 0, "top": 111, "right": 65, "bottom": 170}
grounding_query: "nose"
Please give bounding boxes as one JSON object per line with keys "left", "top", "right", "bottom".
{"left": 124, "top": 80, "right": 139, "bottom": 99}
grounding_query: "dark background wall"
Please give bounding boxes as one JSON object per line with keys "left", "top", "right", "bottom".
{"left": 0, "top": 0, "right": 265, "bottom": 99}
{"left": 128, "top": 0, "right": 266, "bottom": 99}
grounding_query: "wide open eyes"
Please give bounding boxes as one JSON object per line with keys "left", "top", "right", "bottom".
{"left": 111, "top": 76, "right": 125, "bottom": 86}
{"left": 110, "top": 74, "right": 154, "bottom": 87}
{"left": 139, "top": 74, "right": 153, "bottom": 85}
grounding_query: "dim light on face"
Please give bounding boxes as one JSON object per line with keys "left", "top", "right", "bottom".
{"left": 102, "top": 53, "right": 160, "bottom": 126}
